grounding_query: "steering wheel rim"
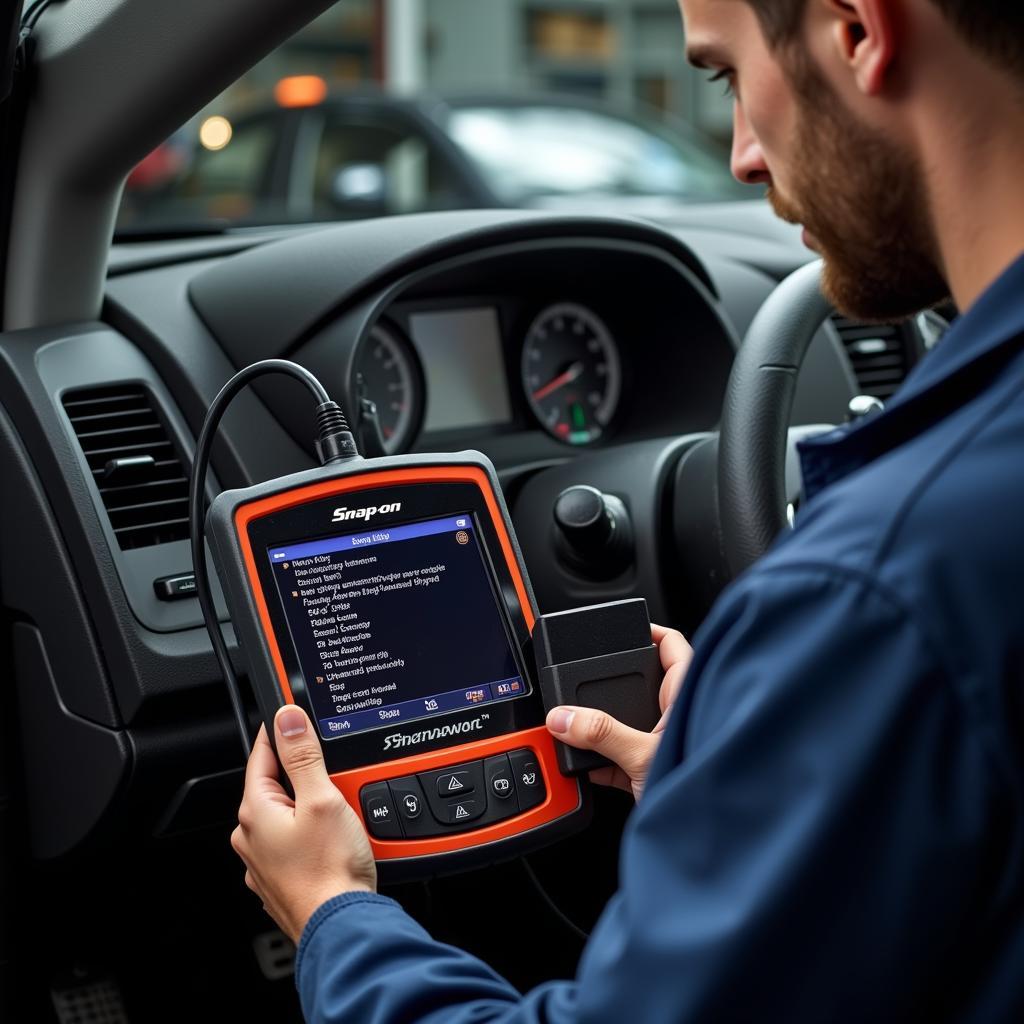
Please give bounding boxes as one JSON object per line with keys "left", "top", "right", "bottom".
{"left": 718, "top": 259, "right": 833, "bottom": 576}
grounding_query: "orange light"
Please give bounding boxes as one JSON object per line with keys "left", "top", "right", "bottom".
{"left": 274, "top": 75, "right": 328, "bottom": 109}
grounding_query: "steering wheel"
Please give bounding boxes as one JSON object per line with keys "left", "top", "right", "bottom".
{"left": 718, "top": 259, "right": 832, "bottom": 576}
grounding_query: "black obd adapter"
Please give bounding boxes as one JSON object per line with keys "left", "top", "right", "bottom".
{"left": 533, "top": 598, "right": 662, "bottom": 775}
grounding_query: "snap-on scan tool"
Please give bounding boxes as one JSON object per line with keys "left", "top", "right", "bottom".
{"left": 192, "top": 360, "right": 657, "bottom": 879}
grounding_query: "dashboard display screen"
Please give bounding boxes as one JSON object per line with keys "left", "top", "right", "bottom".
{"left": 267, "top": 513, "right": 527, "bottom": 741}
{"left": 408, "top": 308, "right": 512, "bottom": 431}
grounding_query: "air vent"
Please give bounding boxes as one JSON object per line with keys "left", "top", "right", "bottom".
{"left": 831, "top": 315, "right": 910, "bottom": 401}
{"left": 63, "top": 384, "right": 190, "bottom": 550}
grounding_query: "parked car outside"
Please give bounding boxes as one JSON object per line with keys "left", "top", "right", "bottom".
{"left": 117, "top": 88, "right": 752, "bottom": 233}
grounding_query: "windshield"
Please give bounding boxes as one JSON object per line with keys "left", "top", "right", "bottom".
{"left": 115, "top": 2, "right": 748, "bottom": 236}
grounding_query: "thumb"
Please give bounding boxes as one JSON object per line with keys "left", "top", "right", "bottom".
{"left": 546, "top": 705, "right": 657, "bottom": 780}
{"left": 274, "top": 705, "right": 334, "bottom": 801}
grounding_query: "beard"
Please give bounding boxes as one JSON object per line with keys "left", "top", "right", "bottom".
{"left": 767, "top": 57, "right": 949, "bottom": 322}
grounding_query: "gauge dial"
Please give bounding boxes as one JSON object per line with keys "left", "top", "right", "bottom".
{"left": 522, "top": 303, "right": 621, "bottom": 445}
{"left": 354, "top": 323, "right": 422, "bottom": 454}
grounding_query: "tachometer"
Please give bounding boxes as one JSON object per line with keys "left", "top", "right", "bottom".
{"left": 354, "top": 323, "right": 423, "bottom": 454}
{"left": 522, "top": 303, "right": 621, "bottom": 445}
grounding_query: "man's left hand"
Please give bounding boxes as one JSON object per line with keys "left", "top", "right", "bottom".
{"left": 231, "top": 706, "right": 377, "bottom": 943}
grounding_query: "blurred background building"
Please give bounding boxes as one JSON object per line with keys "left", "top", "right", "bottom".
{"left": 238, "top": 0, "right": 733, "bottom": 140}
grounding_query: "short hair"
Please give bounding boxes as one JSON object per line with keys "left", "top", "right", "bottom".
{"left": 744, "top": 0, "right": 1024, "bottom": 80}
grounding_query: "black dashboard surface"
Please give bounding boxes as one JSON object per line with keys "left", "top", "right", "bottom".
{"left": 108, "top": 208, "right": 853, "bottom": 474}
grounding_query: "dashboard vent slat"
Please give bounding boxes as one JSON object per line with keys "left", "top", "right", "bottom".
{"left": 63, "top": 384, "right": 191, "bottom": 550}
{"left": 831, "top": 315, "right": 911, "bottom": 401}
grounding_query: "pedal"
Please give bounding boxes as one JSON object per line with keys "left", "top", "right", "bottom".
{"left": 252, "top": 929, "right": 295, "bottom": 981}
{"left": 51, "top": 970, "right": 129, "bottom": 1024}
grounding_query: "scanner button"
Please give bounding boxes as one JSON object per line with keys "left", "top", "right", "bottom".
{"left": 484, "top": 754, "right": 515, "bottom": 803}
{"left": 359, "top": 782, "right": 402, "bottom": 839}
{"left": 437, "top": 771, "right": 473, "bottom": 797}
{"left": 388, "top": 776, "right": 434, "bottom": 835}
{"left": 509, "top": 749, "right": 546, "bottom": 811}
{"left": 447, "top": 798, "right": 484, "bottom": 824}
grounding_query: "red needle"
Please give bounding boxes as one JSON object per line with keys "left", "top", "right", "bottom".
{"left": 532, "top": 361, "right": 584, "bottom": 402}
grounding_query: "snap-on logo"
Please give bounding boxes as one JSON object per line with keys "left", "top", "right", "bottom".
{"left": 331, "top": 501, "right": 401, "bottom": 524}
{"left": 383, "top": 715, "right": 488, "bottom": 752}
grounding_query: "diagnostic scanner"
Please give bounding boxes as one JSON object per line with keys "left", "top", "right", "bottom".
{"left": 206, "top": 451, "right": 589, "bottom": 879}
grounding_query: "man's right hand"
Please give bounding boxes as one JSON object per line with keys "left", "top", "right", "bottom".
{"left": 544, "top": 624, "right": 692, "bottom": 800}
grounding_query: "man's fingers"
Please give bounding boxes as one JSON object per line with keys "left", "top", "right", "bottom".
{"left": 651, "top": 623, "right": 692, "bottom": 674}
{"left": 273, "top": 706, "right": 335, "bottom": 802}
{"left": 658, "top": 660, "right": 689, "bottom": 716}
{"left": 546, "top": 706, "right": 657, "bottom": 779}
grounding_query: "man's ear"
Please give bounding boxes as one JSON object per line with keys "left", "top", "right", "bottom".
{"left": 822, "top": 0, "right": 900, "bottom": 95}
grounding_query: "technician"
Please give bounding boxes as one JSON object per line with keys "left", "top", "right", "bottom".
{"left": 231, "top": 0, "right": 1024, "bottom": 1018}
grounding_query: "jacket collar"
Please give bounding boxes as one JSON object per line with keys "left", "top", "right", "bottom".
{"left": 798, "top": 250, "right": 1024, "bottom": 500}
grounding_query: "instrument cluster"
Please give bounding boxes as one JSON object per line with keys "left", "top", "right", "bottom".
{"left": 354, "top": 299, "right": 624, "bottom": 453}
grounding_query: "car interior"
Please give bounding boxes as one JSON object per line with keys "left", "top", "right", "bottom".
{"left": 0, "top": 1, "right": 947, "bottom": 1020}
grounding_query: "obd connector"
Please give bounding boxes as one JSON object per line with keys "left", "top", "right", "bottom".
{"left": 534, "top": 599, "right": 662, "bottom": 775}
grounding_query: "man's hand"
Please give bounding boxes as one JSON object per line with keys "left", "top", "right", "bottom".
{"left": 545, "top": 624, "right": 692, "bottom": 800}
{"left": 231, "top": 706, "right": 377, "bottom": 943}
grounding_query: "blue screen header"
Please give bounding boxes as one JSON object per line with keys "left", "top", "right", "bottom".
{"left": 269, "top": 514, "right": 472, "bottom": 564}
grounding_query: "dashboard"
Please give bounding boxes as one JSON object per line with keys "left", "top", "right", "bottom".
{"left": 277, "top": 231, "right": 740, "bottom": 465}
{"left": 0, "top": 207, "right": 907, "bottom": 860}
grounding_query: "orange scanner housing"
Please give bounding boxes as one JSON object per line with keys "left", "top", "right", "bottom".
{"left": 233, "top": 463, "right": 581, "bottom": 861}
{"left": 333, "top": 726, "right": 577, "bottom": 860}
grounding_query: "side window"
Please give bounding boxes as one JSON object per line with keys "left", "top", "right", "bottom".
{"left": 311, "top": 117, "right": 470, "bottom": 218}
{"left": 118, "top": 117, "right": 278, "bottom": 230}
{"left": 177, "top": 118, "right": 278, "bottom": 219}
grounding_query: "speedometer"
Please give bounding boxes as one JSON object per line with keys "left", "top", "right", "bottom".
{"left": 521, "top": 303, "right": 621, "bottom": 445}
{"left": 354, "top": 323, "right": 423, "bottom": 454}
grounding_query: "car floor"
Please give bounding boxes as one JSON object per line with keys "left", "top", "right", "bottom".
{"left": 6, "top": 791, "right": 629, "bottom": 1022}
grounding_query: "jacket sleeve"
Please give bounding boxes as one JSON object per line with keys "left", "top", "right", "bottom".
{"left": 296, "top": 565, "right": 1009, "bottom": 1024}
{"left": 296, "top": 891, "right": 577, "bottom": 1024}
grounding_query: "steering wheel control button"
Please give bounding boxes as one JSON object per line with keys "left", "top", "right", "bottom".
{"left": 484, "top": 754, "right": 516, "bottom": 802}
{"left": 359, "top": 782, "right": 402, "bottom": 839}
{"left": 509, "top": 749, "right": 546, "bottom": 811}
{"left": 446, "top": 798, "right": 484, "bottom": 824}
{"left": 153, "top": 572, "right": 198, "bottom": 601}
{"left": 436, "top": 770, "right": 473, "bottom": 797}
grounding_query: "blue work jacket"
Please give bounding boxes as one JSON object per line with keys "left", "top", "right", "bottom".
{"left": 295, "top": 252, "right": 1024, "bottom": 1023}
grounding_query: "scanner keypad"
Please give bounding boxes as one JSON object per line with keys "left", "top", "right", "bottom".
{"left": 360, "top": 748, "right": 547, "bottom": 839}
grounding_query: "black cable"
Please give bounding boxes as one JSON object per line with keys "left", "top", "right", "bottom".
{"left": 189, "top": 359, "right": 358, "bottom": 757}
{"left": 521, "top": 858, "right": 590, "bottom": 942}
{"left": 18, "top": 1, "right": 45, "bottom": 31}
{"left": 20, "top": 0, "right": 62, "bottom": 36}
